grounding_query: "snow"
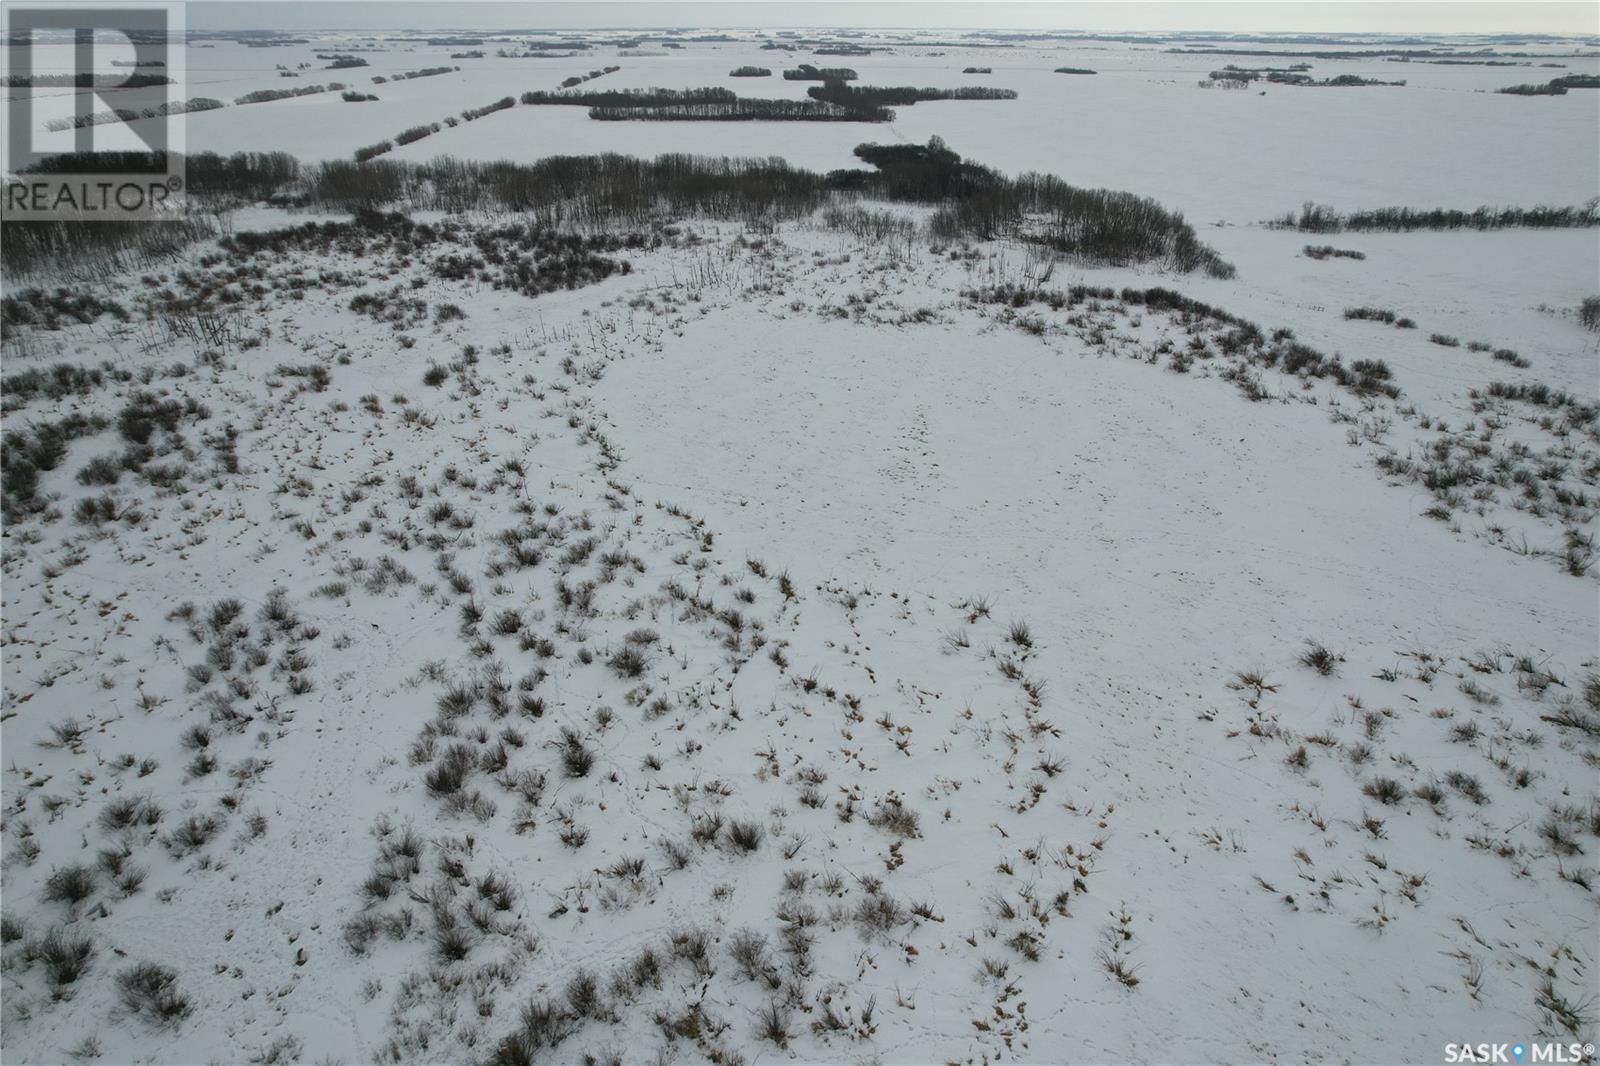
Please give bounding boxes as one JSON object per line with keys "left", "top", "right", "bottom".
{"left": 18, "top": 35, "right": 1596, "bottom": 222}
{"left": 3, "top": 26, "right": 1598, "bottom": 1066}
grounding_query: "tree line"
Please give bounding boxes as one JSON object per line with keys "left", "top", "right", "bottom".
{"left": 7, "top": 142, "right": 1237, "bottom": 279}
{"left": 805, "top": 84, "right": 1017, "bottom": 107}
{"left": 1277, "top": 200, "right": 1600, "bottom": 232}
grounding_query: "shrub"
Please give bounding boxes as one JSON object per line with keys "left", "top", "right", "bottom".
{"left": 29, "top": 927, "right": 95, "bottom": 985}
{"left": 433, "top": 922, "right": 476, "bottom": 962}
{"left": 559, "top": 729, "right": 594, "bottom": 778}
{"left": 460, "top": 96, "right": 515, "bottom": 121}
{"left": 76, "top": 454, "right": 122, "bottom": 486}
{"left": 3, "top": 415, "right": 106, "bottom": 518}
{"left": 394, "top": 123, "right": 440, "bottom": 146}
{"left": 1362, "top": 777, "right": 1406, "bottom": 805}
{"left": 163, "top": 813, "right": 222, "bottom": 854}
{"left": 42, "top": 864, "right": 96, "bottom": 906}
{"left": 354, "top": 140, "right": 393, "bottom": 163}
{"left": 425, "top": 744, "right": 476, "bottom": 796}
{"left": 1497, "top": 81, "right": 1568, "bottom": 95}
{"left": 564, "top": 969, "right": 604, "bottom": 1018}
{"left": 117, "top": 961, "right": 193, "bottom": 1027}
{"left": 98, "top": 794, "right": 161, "bottom": 832}
{"left": 866, "top": 797, "right": 921, "bottom": 837}
{"left": 755, "top": 999, "right": 794, "bottom": 1047}
{"left": 1305, "top": 245, "right": 1365, "bottom": 260}
{"left": 607, "top": 644, "right": 649, "bottom": 678}
{"left": 725, "top": 819, "right": 764, "bottom": 852}
{"left": 490, "top": 999, "right": 577, "bottom": 1064}
{"left": 1581, "top": 296, "right": 1600, "bottom": 331}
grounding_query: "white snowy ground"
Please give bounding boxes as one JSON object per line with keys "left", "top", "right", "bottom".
{"left": 1, "top": 200, "right": 1595, "bottom": 1066}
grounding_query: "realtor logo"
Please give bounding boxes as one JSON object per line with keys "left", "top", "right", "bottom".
{"left": 3, "top": 3, "right": 186, "bottom": 220}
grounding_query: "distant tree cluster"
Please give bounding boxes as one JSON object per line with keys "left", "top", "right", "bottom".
{"left": 1304, "top": 245, "right": 1366, "bottom": 260}
{"left": 805, "top": 83, "right": 1017, "bottom": 108}
{"left": 394, "top": 123, "right": 442, "bottom": 146}
{"left": 1278, "top": 200, "right": 1600, "bottom": 232}
{"left": 963, "top": 66, "right": 993, "bottom": 74}
{"left": 354, "top": 141, "right": 394, "bottom": 163}
{"left": 5, "top": 73, "right": 171, "bottom": 88}
{"left": 1218, "top": 67, "right": 1403, "bottom": 87}
{"left": 729, "top": 66, "right": 772, "bottom": 77}
{"left": 842, "top": 138, "right": 1234, "bottom": 275}
{"left": 44, "top": 97, "right": 222, "bottom": 132}
{"left": 1282, "top": 73, "right": 1404, "bottom": 87}
{"left": 591, "top": 99, "right": 887, "bottom": 121}
{"left": 1497, "top": 74, "right": 1600, "bottom": 95}
{"left": 518, "top": 81, "right": 1019, "bottom": 124}
{"left": 235, "top": 83, "right": 347, "bottom": 105}
{"left": 350, "top": 92, "right": 512, "bottom": 163}
{"left": 520, "top": 87, "right": 738, "bottom": 108}
{"left": 783, "top": 65, "right": 859, "bottom": 81}
{"left": 460, "top": 96, "right": 515, "bottom": 121}
{"left": 1208, "top": 63, "right": 1311, "bottom": 81}
{"left": 1053, "top": 67, "right": 1097, "bottom": 75}
{"left": 1170, "top": 46, "right": 1567, "bottom": 60}
{"left": 559, "top": 65, "right": 622, "bottom": 88}
{"left": 497, "top": 42, "right": 591, "bottom": 57}
{"left": 371, "top": 66, "right": 458, "bottom": 85}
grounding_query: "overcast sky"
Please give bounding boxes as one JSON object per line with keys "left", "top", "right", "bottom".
{"left": 185, "top": 2, "right": 1599, "bottom": 35}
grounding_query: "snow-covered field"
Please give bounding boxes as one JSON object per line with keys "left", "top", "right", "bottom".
{"left": 3, "top": 24, "right": 1598, "bottom": 1066}
{"left": 19, "top": 32, "right": 1600, "bottom": 220}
